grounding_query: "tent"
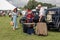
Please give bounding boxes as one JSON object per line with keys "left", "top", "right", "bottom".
{"left": 0, "top": 0, "right": 16, "bottom": 10}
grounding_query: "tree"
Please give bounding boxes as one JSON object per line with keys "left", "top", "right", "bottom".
{"left": 24, "top": 0, "right": 56, "bottom": 9}
{"left": 24, "top": 0, "right": 38, "bottom": 9}
{"left": 37, "top": 2, "right": 56, "bottom": 8}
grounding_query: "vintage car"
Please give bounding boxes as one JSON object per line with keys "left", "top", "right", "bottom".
{"left": 46, "top": 7, "right": 60, "bottom": 31}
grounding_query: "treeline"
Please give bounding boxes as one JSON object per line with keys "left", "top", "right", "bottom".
{"left": 24, "top": 0, "right": 56, "bottom": 9}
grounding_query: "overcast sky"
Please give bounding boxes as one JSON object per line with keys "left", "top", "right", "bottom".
{"left": 7, "top": 0, "right": 60, "bottom": 7}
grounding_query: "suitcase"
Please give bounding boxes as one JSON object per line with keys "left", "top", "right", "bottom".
{"left": 35, "top": 22, "right": 48, "bottom": 36}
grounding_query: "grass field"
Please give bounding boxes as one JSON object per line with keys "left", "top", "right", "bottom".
{"left": 0, "top": 16, "right": 60, "bottom": 40}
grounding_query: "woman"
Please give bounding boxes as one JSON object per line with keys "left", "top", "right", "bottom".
{"left": 12, "top": 8, "right": 18, "bottom": 30}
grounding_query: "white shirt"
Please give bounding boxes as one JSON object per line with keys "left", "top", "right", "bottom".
{"left": 39, "top": 7, "right": 45, "bottom": 16}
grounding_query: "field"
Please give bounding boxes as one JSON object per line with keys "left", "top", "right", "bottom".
{"left": 0, "top": 16, "right": 60, "bottom": 40}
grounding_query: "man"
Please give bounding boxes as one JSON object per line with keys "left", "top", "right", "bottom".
{"left": 38, "top": 4, "right": 45, "bottom": 22}
{"left": 36, "top": 7, "right": 40, "bottom": 15}
{"left": 33, "top": 7, "right": 40, "bottom": 23}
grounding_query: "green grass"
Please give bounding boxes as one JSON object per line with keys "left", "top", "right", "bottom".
{"left": 0, "top": 16, "right": 60, "bottom": 40}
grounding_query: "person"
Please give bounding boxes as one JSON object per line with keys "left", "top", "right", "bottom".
{"left": 38, "top": 4, "right": 45, "bottom": 22}
{"left": 26, "top": 10, "right": 34, "bottom": 23}
{"left": 33, "top": 7, "right": 40, "bottom": 26}
{"left": 35, "top": 4, "right": 47, "bottom": 36}
{"left": 36, "top": 7, "right": 40, "bottom": 15}
{"left": 9, "top": 12, "right": 12, "bottom": 17}
{"left": 21, "top": 9, "right": 28, "bottom": 17}
{"left": 12, "top": 8, "right": 18, "bottom": 30}
{"left": 33, "top": 7, "right": 40, "bottom": 23}
{"left": 26, "top": 9, "right": 34, "bottom": 35}
{"left": 2, "top": 11, "right": 6, "bottom": 16}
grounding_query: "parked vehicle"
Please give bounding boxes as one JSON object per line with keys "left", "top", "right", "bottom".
{"left": 46, "top": 7, "right": 60, "bottom": 31}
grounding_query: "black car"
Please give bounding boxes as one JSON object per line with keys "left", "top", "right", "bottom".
{"left": 46, "top": 7, "right": 60, "bottom": 31}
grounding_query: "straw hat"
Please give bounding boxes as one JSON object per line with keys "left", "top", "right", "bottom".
{"left": 38, "top": 4, "right": 42, "bottom": 7}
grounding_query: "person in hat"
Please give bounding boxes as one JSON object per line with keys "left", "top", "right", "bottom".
{"left": 38, "top": 4, "right": 45, "bottom": 22}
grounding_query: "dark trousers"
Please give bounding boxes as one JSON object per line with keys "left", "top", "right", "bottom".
{"left": 27, "top": 27, "right": 34, "bottom": 34}
{"left": 22, "top": 24, "right": 28, "bottom": 33}
{"left": 22, "top": 24, "right": 34, "bottom": 34}
{"left": 40, "top": 16, "right": 45, "bottom": 22}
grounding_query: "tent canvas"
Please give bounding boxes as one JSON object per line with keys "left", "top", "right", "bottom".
{"left": 0, "top": 0, "right": 16, "bottom": 10}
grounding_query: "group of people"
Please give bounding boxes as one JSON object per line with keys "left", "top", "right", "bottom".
{"left": 0, "top": 11, "right": 6, "bottom": 16}
{"left": 20, "top": 4, "right": 46, "bottom": 35}
{"left": 11, "top": 4, "right": 46, "bottom": 35}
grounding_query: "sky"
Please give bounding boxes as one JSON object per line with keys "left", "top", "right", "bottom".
{"left": 7, "top": 0, "right": 60, "bottom": 7}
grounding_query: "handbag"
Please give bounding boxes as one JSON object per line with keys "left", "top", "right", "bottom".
{"left": 10, "top": 21, "right": 14, "bottom": 26}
